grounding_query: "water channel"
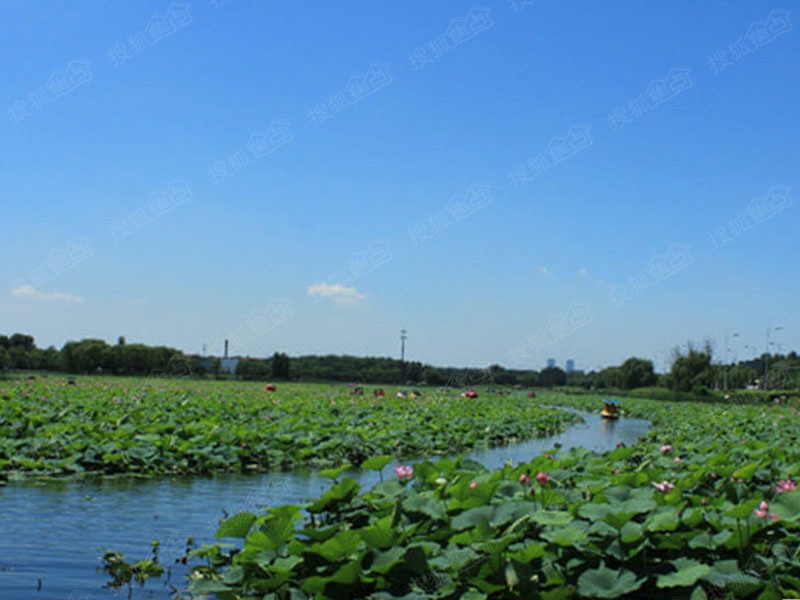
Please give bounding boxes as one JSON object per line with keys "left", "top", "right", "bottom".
{"left": 0, "top": 410, "right": 651, "bottom": 599}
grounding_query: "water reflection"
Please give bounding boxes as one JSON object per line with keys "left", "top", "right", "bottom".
{"left": 601, "top": 415, "right": 616, "bottom": 440}
{"left": 0, "top": 410, "right": 650, "bottom": 600}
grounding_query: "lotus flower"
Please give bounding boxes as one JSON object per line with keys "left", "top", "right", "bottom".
{"left": 470, "top": 481, "right": 477, "bottom": 490}
{"left": 753, "top": 500, "right": 778, "bottom": 520}
{"left": 519, "top": 474, "right": 531, "bottom": 485}
{"left": 659, "top": 445, "right": 673, "bottom": 453}
{"left": 651, "top": 480, "right": 675, "bottom": 493}
{"left": 673, "top": 457, "right": 683, "bottom": 463}
{"left": 394, "top": 464, "right": 414, "bottom": 480}
{"left": 536, "top": 472, "right": 550, "bottom": 485}
{"left": 776, "top": 479, "right": 797, "bottom": 494}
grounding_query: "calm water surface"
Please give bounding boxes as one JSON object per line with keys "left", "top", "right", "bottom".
{"left": 0, "top": 411, "right": 650, "bottom": 600}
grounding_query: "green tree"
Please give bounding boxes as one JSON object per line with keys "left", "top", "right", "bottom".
{"left": 538, "top": 366, "right": 566, "bottom": 388}
{"left": 9, "top": 333, "right": 36, "bottom": 352}
{"left": 666, "top": 343, "right": 713, "bottom": 392}
{"left": 594, "top": 367, "right": 623, "bottom": 389}
{"left": 271, "top": 352, "right": 290, "bottom": 380}
{"left": 619, "top": 357, "right": 657, "bottom": 389}
{"left": 727, "top": 364, "right": 757, "bottom": 389}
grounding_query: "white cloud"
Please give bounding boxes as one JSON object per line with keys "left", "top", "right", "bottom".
{"left": 539, "top": 266, "right": 551, "bottom": 276}
{"left": 307, "top": 282, "right": 366, "bottom": 305}
{"left": 10, "top": 285, "right": 83, "bottom": 303}
{"left": 579, "top": 268, "right": 589, "bottom": 276}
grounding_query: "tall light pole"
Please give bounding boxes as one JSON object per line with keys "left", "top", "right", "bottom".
{"left": 724, "top": 332, "right": 739, "bottom": 390}
{"left": 400, "top": 329, "right": 408, "bottom": 385}
{"left": 765, "top": 326, "right": 784, "bottom": 388}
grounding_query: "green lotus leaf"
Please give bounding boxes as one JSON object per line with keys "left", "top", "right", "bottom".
{"left": 657, "top": 558, "right": 711, "bottom": 588}
{"left": 577, "top": 563, "right": 646, "bottom": 598}
{"left": 216, "top": 512, "right": 256, "bottom": 539}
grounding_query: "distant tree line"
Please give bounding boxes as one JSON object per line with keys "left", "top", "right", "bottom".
{"left": 0, "top": 334, "right": 186, "bottom": 377}
{"left": 591, "top": 342, "right": 800, "bottom": 394}
{"left": 2, "top": 333, "right": 799, "bottom": 391}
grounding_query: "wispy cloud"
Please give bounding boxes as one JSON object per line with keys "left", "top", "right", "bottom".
{"left": 11, "top": 285, "right": 83, "bottom": 303}
{"left": 539, "top": 266, "right": 551, "bottom": 276}
{"left": 579, "top": 267, "right": 589, "bottom": 276}
{"left": 307, "top": 282, "right": 366, "bottom": 305}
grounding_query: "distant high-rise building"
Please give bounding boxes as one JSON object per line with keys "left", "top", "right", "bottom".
{"left": 546, "top": 358, "right": 556, "bottom": 368}
{"left": 566, "top": 359, "right": 575, "bottom": 373}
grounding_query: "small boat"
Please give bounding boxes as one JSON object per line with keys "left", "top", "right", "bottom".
{"left": 601, "top": 399, "right": 620, "bottom": 419}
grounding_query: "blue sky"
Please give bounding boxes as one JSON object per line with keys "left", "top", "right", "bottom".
{"left": 1, "top": 0, "right": 798, "bottom": 372}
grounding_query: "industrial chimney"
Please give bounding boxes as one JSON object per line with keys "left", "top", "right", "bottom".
{"left": 224, "top": 339, "right": 229, "bottom": 359}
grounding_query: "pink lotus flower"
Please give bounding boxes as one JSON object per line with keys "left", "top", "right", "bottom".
{"left": 470, "top": 481, "right": 477, "bottom": 490}
{"left": 394, "top": 464, "right": 414, "bottom": 480}
{"left": 651, "top": 481, "right": 676, "bottom": 493}
{"left": 536, "top": 472, "right": 550, "bottom": 485}
{"left": 659, "top": 445, "right": 673, "bottom": 453}
{"left": 519, "top": 474, "right": 531, "bottom": 485}
{"left": 673, "top": 457, "right": 683, "bottom": 463}
{"left": 753, "top": 500, "right": 778, "bottom": 520}
{"left": 776, "top": 479, "right": 797, "bottom": 494}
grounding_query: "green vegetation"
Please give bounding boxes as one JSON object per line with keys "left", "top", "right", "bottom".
{"left": 4, "top": 331, "right": 800, "bottom": 393}
{"left": 0, "top": 378, "right": 578, "bottom": 480}
{"left": 135, "top": 394, "right": 800, "bottom": 599}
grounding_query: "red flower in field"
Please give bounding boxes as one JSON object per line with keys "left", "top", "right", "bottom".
{"left": 469, "top": 481, "right": 477, "bottom": 490}
{"left": 659, "top": 445, "right": 673, "bottom": 453}
{"left": 394, "top": 464, "right": 413, "bottom": 480}
{"left": 519, "top": 474, "right": 530, "bottom": 485}
{"left": 536, "top": 472, "right": 550, "bottom": 485}
{"left": 776, "top": 479, "right": 797, "bottom": 494}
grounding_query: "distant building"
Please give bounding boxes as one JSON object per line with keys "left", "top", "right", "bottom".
{"left": 546, "top": 358, "right": 556, "bottom": 368}
{"left": 219, "top": 358, "right": 240, "bottom": 375}
{"left": 566, "top": 359, "right": 575, "bottom": 373}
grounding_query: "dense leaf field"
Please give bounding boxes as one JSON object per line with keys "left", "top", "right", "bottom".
{"left": 0, "top": 377, "right": 577, "bottom": 480}
{"left": 161, "top": 394, "right": 800, "bottom": 599}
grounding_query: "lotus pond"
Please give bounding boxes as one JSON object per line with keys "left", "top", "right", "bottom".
{"left": 127, "top": 393, "right": 800, "bottom": 599}
{"left": 2, "top": 380, "right": 799, "bottom": 599}
{"left": 0, "top": 378, "right": 579, "bottom": 480}
{"left": 0, "top": 382, "right": 648, "bottom": 599}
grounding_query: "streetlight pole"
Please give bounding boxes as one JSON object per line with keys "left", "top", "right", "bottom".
{"left": 765, "top": 326, "right": 784, "bottom": 389}
{"left": 724, "top": 332, "right": 739, "bottom": 390}
{"left": 399, "top": 329, "right": 407, "bottom": 384}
